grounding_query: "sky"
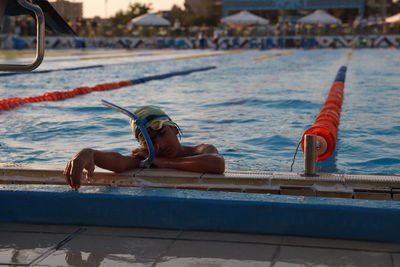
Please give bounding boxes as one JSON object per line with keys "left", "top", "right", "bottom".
{"left": 79, "top": 0, "right": 185, "bottom": 18}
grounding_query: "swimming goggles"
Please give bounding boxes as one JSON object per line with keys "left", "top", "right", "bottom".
{"left": 136, "top": 115, "right": 183, "bottom": 145}
{"left": 134, "top": 115, "right": 171, "bottom": 138}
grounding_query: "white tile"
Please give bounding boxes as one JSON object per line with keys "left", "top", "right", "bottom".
{"left": 38, "top": 230, "right": 176, "bottom": 266}
{"left": 38, "top": 250, "right": 155, "bottom": 267}
{"left": 0, "top": 231, "right": 69, "bottom": 265}
{"left": 277, "top": 246, "right": 392, "bottom": 267}
{"left": 156, "top": 257, "right": 270, "bottom": 267}
{"left": 282, "top": 235, "right": 400, "bottom": 252}
{"left": 166, "top": 239, "right": 276, "bottom": 262}
{"left": 393, "top": 253, "right": 400, "bottom": 267}
{"left": 274, "top": 262, "right": 304, "bottom": 267}
{"left": 180, "top": 230, "right": 283, "bottom": 244}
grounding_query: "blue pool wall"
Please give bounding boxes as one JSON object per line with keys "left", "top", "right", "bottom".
{"left": 1, "top": 185, "right": 400, "bottom": 243}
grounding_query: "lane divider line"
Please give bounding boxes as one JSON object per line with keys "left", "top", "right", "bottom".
{"left": 80, "top": 50, "right": 185, "bottom": 61}
{"left": 0, "top": 65, "right": 104, "bottom": 77}
{"left": 174, "top": 50, "right": 243, "bottom": 60}
{"left": 0, "top": 66, "right": 216, "bottom": 111}
{"left": 253, "top": 51, "right": 294, "bottom": 61}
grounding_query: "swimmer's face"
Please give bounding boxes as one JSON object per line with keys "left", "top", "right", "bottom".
{"left": 144, "top": 125, "right": 181, "bottom": 158}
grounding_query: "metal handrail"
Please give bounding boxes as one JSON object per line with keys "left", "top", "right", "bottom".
{"left": 0, "top": 0, "right": 45, "bottom": 71}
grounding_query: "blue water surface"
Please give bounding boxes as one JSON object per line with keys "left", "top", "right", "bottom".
{"left": 0, "top": 49, "right": 399, "bottom": 175}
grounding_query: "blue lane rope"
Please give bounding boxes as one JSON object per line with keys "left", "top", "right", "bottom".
{"left": 0, "top": 65, "right": 104, "bottom": 77}
{"left": 334, "top": 66, "right": 347, "bottom": 83}
{"left": 130, "top": 66, "right": 216, "bottom": 85}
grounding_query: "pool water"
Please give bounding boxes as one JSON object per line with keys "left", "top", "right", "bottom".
{"left": 0, "top": 49, "right": 399, "bottom": 175}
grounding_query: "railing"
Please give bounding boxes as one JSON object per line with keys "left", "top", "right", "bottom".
{"left": 0, "top": 0, "right": 44, "bottom": 71}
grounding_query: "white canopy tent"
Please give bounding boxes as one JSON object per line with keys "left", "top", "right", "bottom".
{"left": 222, "top": 10, "right": 269, "bottom": 26}
{"left": 130, "top": 13, "right": 170, "bottom": 26}
{"left": 298, "top": 10, "right": 342, "bottom": 24}
{"left": 385, "top": 13, "right": 400, "bottom": 23}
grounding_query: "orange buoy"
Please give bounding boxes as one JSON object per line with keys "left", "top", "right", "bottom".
{"left": 301, "top": 66, "right": 347, "bottom": 161}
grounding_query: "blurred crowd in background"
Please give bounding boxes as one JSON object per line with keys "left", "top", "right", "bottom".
{"left": 1, "top": 15, "right": 400, "bottom": 38}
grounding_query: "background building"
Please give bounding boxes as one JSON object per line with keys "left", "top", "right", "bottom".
{"left": 366, "top": 0, "right": 392, "bottom": 18}
{"left": 186, "top": 0, "right": 222, "bottom": 20}
{"left": 222, "top": 0, "right": 366, "bottom": 17}
{"left": 220, "top": 0, "right": 396, "bottom": 24}
{"left": 50, "top": 0, "right": 83, "bottom": 21}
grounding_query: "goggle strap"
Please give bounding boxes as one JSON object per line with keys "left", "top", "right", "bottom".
{"left": 174, "top": 122, "right": 183, "bottom": 140}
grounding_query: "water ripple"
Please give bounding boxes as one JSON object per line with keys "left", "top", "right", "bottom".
{"left": 203, "top": 98, "right": 316, "bottom": 109}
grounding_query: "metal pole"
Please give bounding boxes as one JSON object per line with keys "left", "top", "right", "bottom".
{"left": 304, "top": 134, "right": 317, "bottom": 177}
{"left": 0, "top": 0, "right": 45, "bottom": 71}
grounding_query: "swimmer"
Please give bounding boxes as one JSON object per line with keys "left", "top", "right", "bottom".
{"left": 64, "top": 105, "right": 225, "bottom": 190}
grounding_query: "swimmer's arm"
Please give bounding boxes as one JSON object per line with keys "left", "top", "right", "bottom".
{"left": 90, "top": 149, "right": 141, "bottom": 173}
{"left": 193, "top": 144, "right": 220, "bottom": 154}
{"left": 153, "top": 144, "right": 225, "bottom": 174}
{"left": 64, "top": 149, "right": 141, "bottom": 190}
{"left": 153, "top": 154, "right": 225, "bottom": 174}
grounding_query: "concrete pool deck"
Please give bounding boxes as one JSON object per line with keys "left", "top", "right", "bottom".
{"left": 1, "top": 222, "right": 400, "bottom": 266}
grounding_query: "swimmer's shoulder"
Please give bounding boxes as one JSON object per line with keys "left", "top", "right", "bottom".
{"left": 183, "top": 144, "right": 219, "bottom": 156}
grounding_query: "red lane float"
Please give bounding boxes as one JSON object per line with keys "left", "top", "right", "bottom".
{"left": 0, "top": 81, "right": 133, "bottom": 111}
{"left": 301, "top": 66, "right": 347, "bottom": 161}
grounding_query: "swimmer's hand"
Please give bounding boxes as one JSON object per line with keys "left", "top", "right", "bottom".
{"left": 64, "top": 149, "right": 141, "bottom": 190}
{"left": 64, "top": 148, "right": 95, "bottom": 191}
{"left": 131, "top": 148, "right": 148, "bottom": 159}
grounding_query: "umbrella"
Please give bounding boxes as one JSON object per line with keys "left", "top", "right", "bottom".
{"left": 385, "top": 13, "right": 400, "bottom": 23}
{"left": 130, "top": 13, "right": 170, "bottom": 26}
{"left": 298, "top": 10, "right": 341, "bottom": 24}
{"left": 222, "top": 10, "right": 269, "bottom": 26}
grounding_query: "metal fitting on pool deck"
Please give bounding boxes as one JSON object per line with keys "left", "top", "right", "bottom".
{"left": 0, "top": 0, "right": 45, "bottom": 71}
{"left": 303, "top": 134, "right": 317, "bottom": 177}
